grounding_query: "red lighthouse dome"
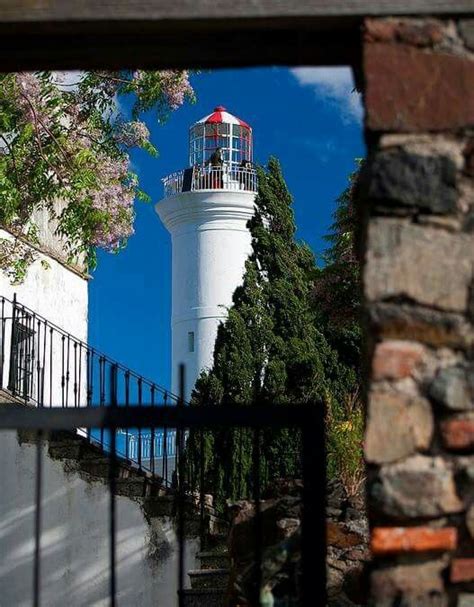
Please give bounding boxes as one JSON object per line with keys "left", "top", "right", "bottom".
{"left": 189, "top": 106, "right": 253, "bottom": 168}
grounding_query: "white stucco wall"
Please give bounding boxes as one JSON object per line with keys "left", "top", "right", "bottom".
{"left": 0, "top": 228, "right": 88, "bottom": 341}
{"left": 0, "top": 228, "right": 88, "bottom": 407}
{"left": 156, "top": 190, "right": 255, "bottom": 400}
{"left": 0, "top": 430, "right": 198, "bottom": 607}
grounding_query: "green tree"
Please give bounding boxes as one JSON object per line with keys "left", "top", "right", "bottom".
{"left": 312, "top": 162, "right": 364, "bottom": 493}
{"left": 186, "top": 157, "right": 344, "bottom": 509}
{"left": 0, "top": 70, "right": 195, "bottom": 282}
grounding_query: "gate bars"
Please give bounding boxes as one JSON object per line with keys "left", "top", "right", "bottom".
{"left": 0, "top": 401, "right": 326, "bottom": 605}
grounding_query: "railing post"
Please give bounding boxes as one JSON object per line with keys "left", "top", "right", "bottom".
{"left": 8, "top": 293, "right": 18, "bottom": 397}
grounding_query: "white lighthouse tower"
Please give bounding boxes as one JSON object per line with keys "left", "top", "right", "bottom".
{"left": 156, "top": 106, "right": 257, "bottom": 400}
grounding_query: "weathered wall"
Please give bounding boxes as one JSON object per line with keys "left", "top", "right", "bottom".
{"left": 0, "top": 429, "right": 198, "bottom": 607}
{"left": 0, "top": 227, "right": 88, "bottom": 341}
{"left": 361, "top": 17, "right": 474, "bottom": 605}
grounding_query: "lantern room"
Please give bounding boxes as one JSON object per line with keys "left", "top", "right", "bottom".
{"left": 189, "top": 106, "right": 253, "bottom": 168}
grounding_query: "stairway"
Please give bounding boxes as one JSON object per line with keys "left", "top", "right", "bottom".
{"left": 21, "top": 425, "right": 233, "bottom": 605}
{"left": 181, "top": 534, "right": 231, "bottom": 607}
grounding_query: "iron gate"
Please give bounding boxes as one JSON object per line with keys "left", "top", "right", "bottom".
{"left": 0, "top": 296, "right": 326, "bottom": 606}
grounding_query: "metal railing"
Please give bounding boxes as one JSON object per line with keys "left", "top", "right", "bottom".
{"left": 0, "top": 296, "right": 327, "bottom": 605}
{"left": 0, "top": 295, "right": 180, "bottom": 479}
{"left": 162, "top": 164, "right": 258, "bottom": 197}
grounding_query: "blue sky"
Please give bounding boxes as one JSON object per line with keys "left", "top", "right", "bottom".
{"left": 88, "top": 67, "right": 365, "bottom": 392}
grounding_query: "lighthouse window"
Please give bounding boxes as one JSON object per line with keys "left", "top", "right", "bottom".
{"left": 188, "top": 331, "right": 195, "bottom": 353}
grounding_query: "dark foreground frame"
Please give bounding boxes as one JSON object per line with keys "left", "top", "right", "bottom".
{"left": 0, "top": 402, "right": 325, "bottom": 606}
{"left": 0, "top": 2, "right": 470, "bottom": 70}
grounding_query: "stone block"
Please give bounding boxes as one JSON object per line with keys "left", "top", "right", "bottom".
{"left": 364, "top": 219, "right": 474, "bottom": 313}
{"left": 466, "top": 504, "right": 474, "bottom": 539}
{"left": 371, "top": 526, "right": 457, "bottom": 555}
{"left": 368, "top": 302, "right": 474, "bottom": 349}
{"left": 365, "top": 392, "right": 433, "bottom": 464}
{"left": 458, "top": 593, "right": 474, "bottom": 607}
{"left": 372, "top": 340, "right": 425, "bottom": 380}
{"left": 365, "top": 151, "right": 457, "bottom": 214}
{"left": 464, "top": 139, "right": 474, "bottom": 177}
{"left": 459, "top": 19, "right": 474, "bottom": 51}
{"left": 429, "top": 364, "right": 474, "bottom": 411}
{"left": 365, "top": 18, "right": 445, "bottom": 47}
{"left": 370, "top": 559, "right": 448, "bottom": 604}
{"left": 451, "top": 559, "right": 474, "bottom": 583}
{"left": 441, "top": 418, "right": 474, "bottom": 451}
{"left": 371, "top": 455, "right": 463, "bottom": 519}
{"left": 364, "top": 43, "right": 474, "bottom": 132}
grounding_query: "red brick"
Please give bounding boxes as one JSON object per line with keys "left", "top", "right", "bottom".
{"left": 364, "top": 18, "right": 444, "bottom": 47}
{"left": 451, "top": 559, "right": 474, "bottom": 583}
{"left": 441, "top": 419, "right": 474, "bottom": 451}
{"left": 371, "top": 527, "right": 457, "bottom": 556}
{"left": 372, "top": 340, "right": 424, "bottom": 380}
{"left": 364, "top": 43, "right": 474, "bottom": 132}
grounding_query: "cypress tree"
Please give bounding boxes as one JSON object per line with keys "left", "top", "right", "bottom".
{"left": 186, "top": 157, "right": 339, "bottom": 509}
{"left": 312, "top": 163, "right": 364, "bottom": 490}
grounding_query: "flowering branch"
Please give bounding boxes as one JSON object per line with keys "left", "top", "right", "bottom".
{"left": 0, "top": 69, "right": 196, "bottom": 283}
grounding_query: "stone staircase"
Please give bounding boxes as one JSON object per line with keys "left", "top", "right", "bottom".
{"left": 18, "top": 424, "right": 234, "bottom": 605}
{"left": 181, "top": 535, "right": 231, "bottom": 607}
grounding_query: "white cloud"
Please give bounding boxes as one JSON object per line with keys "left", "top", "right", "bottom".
{"left": 290, "top": 67, "right": 363, "bottom": 124}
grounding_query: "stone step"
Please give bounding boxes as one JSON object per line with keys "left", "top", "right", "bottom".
{"left": 79, "top": 457, "right": 141, "bottom": 479}
{"left": 48, "top": 439, "right": 85, "bottom": 459}
{"left": 197, "top": 550, "right": 230, "bottom": 570}
{"left": 202, "top": 532, "right": 229, "bottom": 553}
{"left": 180, "top": 588, "right": 225, "bottom": 607}
{"left": 113, "top": 477, "right": 149, "bottom": 498}
{"left": 188, "top": 568, "right": 229, "bottom": 590}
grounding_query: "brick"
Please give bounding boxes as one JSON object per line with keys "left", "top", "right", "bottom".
{"left": 371, "top": 526, "right": 457, "bottom": 555}
{"left": 371, "top": 455, "right": 463, "bottom": 519}
{"left": 441, "top": 419, "right": 474, "bottom": 451}
{"left": 365, "top": 392, "right": 433, "bottom": 464}
{"left": 365, "top": 150, "right": 457, "bottom": 214}
{"left": 364, "top": 43, "right": 474, "bottom": 132}
{"left": 364, "top": 219, "right": 474, "bottom": 313}
{"left": 365, "top": 18, "right": 445, "bottom": 47}
{"left": 372, "top": 340, "right": 425, "bottom": 380}
{"left": 451, "top": 559, "right": 474, "bottom": 583}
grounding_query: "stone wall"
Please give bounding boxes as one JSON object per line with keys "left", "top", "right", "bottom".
{"left": 361, "top": 16, "right": 474, "bottom": 606}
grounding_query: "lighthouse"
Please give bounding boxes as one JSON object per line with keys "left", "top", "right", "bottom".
{"left": 156, "top": 106, "right": 257, "bottom": 400}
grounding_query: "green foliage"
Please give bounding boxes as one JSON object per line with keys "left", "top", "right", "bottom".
{"left": 185, "top": 157, "right": 365, "bottom": 510}
{"left": 0, "top": 69, "right": 195, "bottom": 282}
{"left": 313, "top": 161, "right": 364, "bottom": 491}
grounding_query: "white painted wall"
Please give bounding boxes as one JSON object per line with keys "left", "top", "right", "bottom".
{"left": 0, "top": 430, "right": 198, "bottom": 607}
{"left": 156, "top": 190, "right": 255, "bottom": 400}
{"left": 0, "top": 228, "right": 88, "bottom": 341}
{"left": 0, "top": 207, "right": 88, "bottom": 407}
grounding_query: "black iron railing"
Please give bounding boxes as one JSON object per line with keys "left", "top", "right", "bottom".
{"left": 0, "top": 295, "right": 180, "bottom": 479}
{"left": 0, "top": 296, "right": 326, "bottom": 606}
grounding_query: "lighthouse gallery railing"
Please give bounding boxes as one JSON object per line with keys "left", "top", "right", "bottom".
{"left": 162, "top": 164, "right": 258, "bottom": 198}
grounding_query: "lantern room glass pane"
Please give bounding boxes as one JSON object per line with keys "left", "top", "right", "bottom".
{"left": 189, "top": 119, "right": 253, "bottom": 167}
